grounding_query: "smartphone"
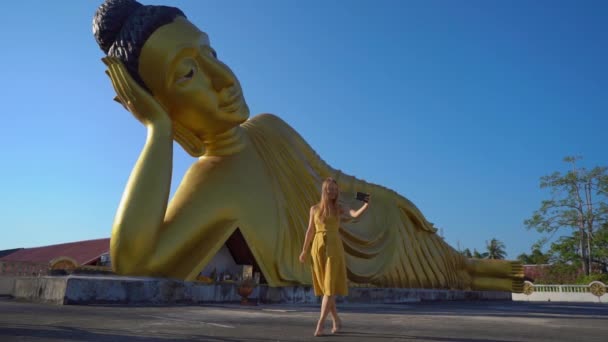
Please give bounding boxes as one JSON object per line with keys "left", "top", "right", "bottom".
{"left": 356, "top": 192, "right": 370, "bottom": 203}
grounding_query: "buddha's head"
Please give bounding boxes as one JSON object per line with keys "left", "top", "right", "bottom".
{"left": 93, "top": 0, "right": 249, "bottom": 156}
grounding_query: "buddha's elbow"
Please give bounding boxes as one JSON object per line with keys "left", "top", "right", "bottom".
{"left": 109, "top": 228, "right": 154, "bottom": 276}
{"left": 110, "top": 248, "right": 151, "bottom": 276}
{"left": 110, "top": 238, "right": 136, "bottom": 275}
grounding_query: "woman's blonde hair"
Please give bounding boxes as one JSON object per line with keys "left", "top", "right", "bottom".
{"left": 317, "top": 177, "right": 339, "bottom": 220}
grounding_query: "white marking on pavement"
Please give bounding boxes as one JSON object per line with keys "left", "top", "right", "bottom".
{"left": 139, "top": 314, "right": 235, "bottom": 328}
{"left": 206, "top": 323, "right": 235, "bottom": 328}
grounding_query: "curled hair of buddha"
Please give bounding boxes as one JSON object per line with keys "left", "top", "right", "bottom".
{"left": 92, "top": 0, "right": 185, "bottom": 91}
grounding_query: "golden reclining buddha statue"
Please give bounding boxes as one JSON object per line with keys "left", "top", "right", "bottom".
{"left": 92, "top": 0, "right": 523, "bottom": 292}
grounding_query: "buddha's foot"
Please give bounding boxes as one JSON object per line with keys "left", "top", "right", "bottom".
{"left": 467, "top": 259, "right": 525, "bottom": 292}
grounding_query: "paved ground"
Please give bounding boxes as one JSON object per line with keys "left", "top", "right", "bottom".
{"left": 0, "top": 297, "right": 607, "bottom": 341}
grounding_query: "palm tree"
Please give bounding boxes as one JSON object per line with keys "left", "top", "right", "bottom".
{"left": 473, "top": 249, "right": 488, "bottom": 259}
{"left": 485, "top": 238, "right": 507, "bottom": 259}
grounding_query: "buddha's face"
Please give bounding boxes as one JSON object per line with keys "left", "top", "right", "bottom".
{"left": 139, "top": 17, "right": 249, "bottom": 136}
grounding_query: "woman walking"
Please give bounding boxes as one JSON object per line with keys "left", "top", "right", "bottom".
{"left": 299, "top": 177, "right": 370, "bottom": 336}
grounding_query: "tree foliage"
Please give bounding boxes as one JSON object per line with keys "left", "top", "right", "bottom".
{"left": 473, "top": 248, "right": 488, "bottom": 259}
{"left": 461, "top": 248, "right": 473, "bottom": 258}
{"left": 524, "top": 156, "right": 608, "bottom": 275}
{"left": 517, "top": 247, "right": 550, "bottom": 265}
{"left": 485, "top": 238, "right": 507, "bottom": 259}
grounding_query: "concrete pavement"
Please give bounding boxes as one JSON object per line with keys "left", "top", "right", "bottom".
{"left": 0, "top": 297, "right": 607, "bottom": 341}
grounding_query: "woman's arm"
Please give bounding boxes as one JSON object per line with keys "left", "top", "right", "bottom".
{"left": 299, "top": 206, "right": 316, "bottom": 262}
{"left": 347, "top": 199, "right": 370, "bottom": 219}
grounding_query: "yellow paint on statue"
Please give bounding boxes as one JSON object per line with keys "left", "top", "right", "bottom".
{"left": 94, "top": 1, "right": 523, "bottom": 292}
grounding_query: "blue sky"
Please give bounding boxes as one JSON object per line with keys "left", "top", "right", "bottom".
{"left": 0, "top": 0, "right": 606, "bottom": 260}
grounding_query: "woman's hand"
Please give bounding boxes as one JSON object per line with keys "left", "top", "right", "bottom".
{"left": 103, "top": 57, "right": 172, "bottom": 129}
{"left": 350, "top": 194, "right": 371, "bottom": 218}
{"left": 299, "top": 250, "right": 307, "bottom": 263}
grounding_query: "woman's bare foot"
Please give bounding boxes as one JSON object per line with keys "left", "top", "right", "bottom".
{"left": 331, "top": 318, "right": 342, "bottom": 334}
{"left": 314, "top": 321, "right": 324, "bottom": 337}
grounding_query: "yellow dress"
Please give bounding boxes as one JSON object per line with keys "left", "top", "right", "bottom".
{"left": 311, "top": 209, "right": 348, "bottom": 296}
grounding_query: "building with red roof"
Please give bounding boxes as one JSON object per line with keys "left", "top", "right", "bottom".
{"left": 0, "top": 238, "right": 110, "bottom": 268}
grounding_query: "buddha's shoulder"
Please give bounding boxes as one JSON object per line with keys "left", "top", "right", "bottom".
{"left": 243, "top": 113, "right": 293, "bottom": 131}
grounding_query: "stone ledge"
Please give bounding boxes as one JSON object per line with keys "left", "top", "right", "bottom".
{"left": 8, "top": 275, "right": 512, "bottom": 305}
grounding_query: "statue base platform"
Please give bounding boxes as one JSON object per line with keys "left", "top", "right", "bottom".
{"left": 5, "top": 275, "right": 511, "bottom": 305}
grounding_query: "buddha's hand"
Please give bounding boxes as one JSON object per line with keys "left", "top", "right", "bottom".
{"left": 102, "top": 57, "right": 171, "bottom": 129}
{"left": 298, "top": 250, "right": 307, "bottom": 263}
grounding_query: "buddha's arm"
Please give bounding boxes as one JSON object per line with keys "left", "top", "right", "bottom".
{"left": 103, "top": 57, "right": 175, "bottom": 275}
{"left": 111, "top": 123, "right": 173, "bottom": 274}
{"left": 143, "top": 158, "right": 241, "bottom": 279}
{"left": 113, "top": 147, "right": 239, "bottom": 278}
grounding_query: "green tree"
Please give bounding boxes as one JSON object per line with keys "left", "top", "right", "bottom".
{"left": 463, "top": 248, "right": 472, "bottom": 258}
{"left": 473, "top": 249, "right": 488, "bottom": 259}
{"left": 524, "top": 156, "right": 608, "bottom": 275}
{"left": 485, "top": 238, "right": 507, "bottom": 259}
{"left": 517, "top": 246, "right": 550, "bottom": 265}
{"left": 593, "top": 223, "right": 608, "bottom": 272}
{"left": 459, "top": 248, "right": 473, "bottom": 258}
{"left": 547, "top": 235, "right": 580, "bottom": 265}
{"left": 546, "top": 224, "right": 608, "bottom": 274}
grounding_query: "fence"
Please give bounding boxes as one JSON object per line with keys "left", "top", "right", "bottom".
{"left": 513, "top": 280, "right": 607, "bottom": 303}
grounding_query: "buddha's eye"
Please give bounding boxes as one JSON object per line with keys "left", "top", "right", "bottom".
{"left": 176, "top": 68, "right": 195, "bottom": 83}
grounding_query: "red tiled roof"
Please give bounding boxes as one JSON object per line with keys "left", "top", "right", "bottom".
{"left": 0, "top": 238, "right": 110, "bottom": 265}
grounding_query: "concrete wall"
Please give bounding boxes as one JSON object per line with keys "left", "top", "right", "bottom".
{"left": 6, "top": 275, "right": 512, "bottom": 305}
{"left": 0, "top": 276, "right": 15, "bottom": 295}
{"left": 12, "top": 277, "right": 68, "bottom": 305}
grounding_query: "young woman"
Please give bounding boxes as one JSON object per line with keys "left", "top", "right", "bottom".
{"left": 299, "top": 177, "right": 370, "bottom": 336}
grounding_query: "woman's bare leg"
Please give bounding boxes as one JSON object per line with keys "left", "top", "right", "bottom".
{"left": 329, "top": 296, "right": 342, "bottom": 333}
{"left": 315, "top": 295, "right": 331, "bottom": 336}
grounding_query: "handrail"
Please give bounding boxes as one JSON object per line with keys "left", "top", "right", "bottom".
{"left": 523, "top": 281, "right": 607, "bottom": 297}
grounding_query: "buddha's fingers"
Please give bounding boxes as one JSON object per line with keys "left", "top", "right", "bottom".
{"left": 108, "top": 58, "right": 136, "bottom": 106}
{"left": 108, "top": 68, "right": 130, "bottom": 108}
{"left": 103, "top": 58, "right": 131, "bottom": 109}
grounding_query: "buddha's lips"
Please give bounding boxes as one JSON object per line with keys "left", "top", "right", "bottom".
{"left": 219, "top": 87, "right": 242, "bottom": 112}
